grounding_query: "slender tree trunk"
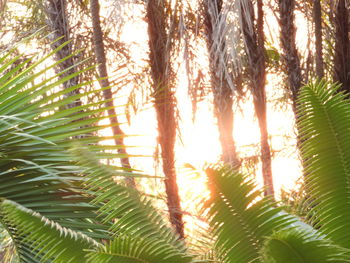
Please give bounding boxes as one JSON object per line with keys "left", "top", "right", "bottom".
{"left": 278, "top": 0, "right": 302, "bottom": 113}
{"left": 314, "top": 0, "right": 324, "bottom": 78}
{"left": 240, "top": 0, "right": 274, "bottom": 197}
{"left": 146, "top": 0, "right": 184, "bottom": 238}
{"left": 90, "top": 0, "right": 135, "bottom": 188}
{"left": 44, "top": 0, "right": 81, "bottom": 108}
{"left": 215, "top": 92, "right": 239, "bottom": 166}
{"left": 333, "top": 0, "right": 350, "bottom": 92}
{"left": 203, "top": 0, "right": 240, "bottom": 167}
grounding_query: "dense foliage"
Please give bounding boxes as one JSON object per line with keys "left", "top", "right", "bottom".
{"left": 0, "top": 46, "right": 350, "bottom": 262}
{"left": 1, "top": 0, "right": 350, "bottom": 262}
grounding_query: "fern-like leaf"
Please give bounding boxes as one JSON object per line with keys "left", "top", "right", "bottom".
{"left": 0, "top": 199, "right": 100, "bottom": 262}
{"left": 297, "top": 80, "right": 350, "bottom": 248}
{"left": 86, "top": 236, "right": 195, "bottom": 263}
{"left": 261, "top": 229, "right": 350, "bottom": 262}
{"left": 71, "top": 146, "right": 190, "bottom": 253}
{"left": 204, "top": 166, "right": 297, "bottom": 263}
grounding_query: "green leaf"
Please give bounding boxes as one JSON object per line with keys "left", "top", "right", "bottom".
{"left": 297, "top": 80, "right": 350, "bottom": 248}
{"left": 71, "top": 146, "right": 189, "bottom": 252}
{"left": 87, "top": 236, "right": 194, "bottom": 263}
{"left": 204, "top": 166, "right": 296, "bottom": 263}
{"left": 261, "top": 229, "right": 350, "bottom": 263}
{"left": 0, "top": 199, "right": 100, "bottom": 262}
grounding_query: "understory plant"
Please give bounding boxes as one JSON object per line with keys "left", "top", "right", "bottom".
{"left": 1, "top": 44, "right": 350, "bottom": 262}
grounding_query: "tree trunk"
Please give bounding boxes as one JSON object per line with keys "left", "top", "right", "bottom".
{"left": 203, "top": 0, "right": 240, "bottom": 167}
{"left": 333, "top": 0, "right": 350, "bottom": 92}
{"left": 314, "top": 0, "right": 324, "bottom": 78}
{"left": 146, "top": 0, "right": 184, "bottom": 238}
{"left": 278, "top": 0, "right": 302, "bottom": 113}
{"left": 90, "top": 0, "right": 135, "bottom": 188}
{"left": 215, "top": 91, "right": 240, "bottom": 166}
{"left": 44, "top": 0, "right": 81, "bottom": 108}
{"left": 240, "top": 0, "right": 274, "bottom": 197}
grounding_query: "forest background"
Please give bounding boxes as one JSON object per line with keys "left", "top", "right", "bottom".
{"left": 0, "top": 0, "right": 349, "bottom": 260}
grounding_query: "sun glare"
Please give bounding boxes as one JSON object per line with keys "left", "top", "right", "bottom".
{"left": 96, "top": 1, "right": 306, "bottom": 235}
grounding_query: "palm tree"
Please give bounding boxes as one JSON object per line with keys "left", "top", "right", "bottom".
{"left": 239, "top": 0, "right": 274, "bottom": 197}
{"left": 90, "top": 0, "right": 135, "bottom": 187}
{"left": 202, "top": 0, "right": 240, "bottom": 167}
{"left": 278, "top": 0, "right": 303, "bottom": 113}
{"left": 44, "top": 0, "right": 81, "bottom": 108}
{"left": 314, "top": 0, "right": 324, "bottom": 78}
{"left": 333, "top": 0, "right": 350, "bottom": 93}
{"left": 145, "top": 0, "right": 184, "bottom": 237}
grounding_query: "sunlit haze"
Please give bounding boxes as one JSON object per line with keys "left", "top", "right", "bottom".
{"left": 103, "top": 1, "right": 305, "bottom": 198}
{"left": 98, "top": 0, "right": 306, "bottom": 235}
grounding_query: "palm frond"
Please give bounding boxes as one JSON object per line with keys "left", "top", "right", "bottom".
{"left": 0, "top": 46, "right": 121, "bottom": 258}
{"left": 297, "top": 80, "right": 350, "bottom": 248}
{"left": 0, "top": 199, "right": 100, "bottom": 263}
{"left": 86, "top": 236, "right": 194, "bottom": 263}
{"left": 261, "top": 229, "right": 350, "bottom": 263}
{"left": 204, "top": 166, "right": 296, "bottom": 262}
{"left": 71, "top": 147, "right": 188, "bottom": 251}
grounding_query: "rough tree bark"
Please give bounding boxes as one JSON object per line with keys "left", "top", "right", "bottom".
{"left": 203, "top": 0, "right": 240, "bottom": 167}
{"left": 333, "top": 0, "right": 350, "bottom": 92}
{"left": 314, "top": 0, "right": 324, "bottom": 78}
{"left": 146, "top": 0, "right": 184, "bottom": 238}
{"left": 90, "top": 0, "right": 135, "bottom": 187}
{"left": 44, "top": 0, "right": 81, "bottom": 108}
{"left": 278, "top": 0, "right": 303, "bottom": 113}
{"left": 240, "top": 0, "right": 274, "bottom": 197}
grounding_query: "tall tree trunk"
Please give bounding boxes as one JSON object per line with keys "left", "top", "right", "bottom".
{"left": 278, "top": 0, "right": 302, "bottom": 113}
{"left": 240, "top": 0, "right": 274, "bottom": 197}
{"left": 146, "top": 0, "right": 184, "bottom": 238}
{"left": 90, "top": 0, "right": 135, "bottom": 188}
{"left": 333, "top": 0, "right": 350, "bottom": 92}
{"left": 314, "top": 0, "right": 324, "bottom": 78}
{"left": 203, "top": 0, "right": 240, "bottom": 167}
{"left": 44, "top": 0, "right": 81, "bottom": 108}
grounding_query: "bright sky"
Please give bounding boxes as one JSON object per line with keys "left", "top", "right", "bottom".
{"left": 101, "top": 0, "right": 306, "bottom": 235}
{"left": 110, "top": 1, "right": 303, "bottom": 193}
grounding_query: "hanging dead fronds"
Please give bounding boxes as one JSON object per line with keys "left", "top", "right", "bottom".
{"left": 202, "top": 0, "right": 241, "bottom": 167}
{"left": 203, "top": 0, "right": 243, "bottom": 90}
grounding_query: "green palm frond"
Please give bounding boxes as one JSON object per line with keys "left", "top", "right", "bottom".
{"left": 204, "top": 166, "right": 297, "bottom": 263}
{"left": 297, "top": 80, "right": 350, "bottom": 248}
{"left": 0, "top": 71, "right": 109, "bottom": 232}
{"left": 261, "top": 229, "right": 350, "bottom": 263}
{"left": 86, "top": 236, "right": 194, "bottom": 263}
{"left": 0, "top": 46, "right": 121, "bottom": 259}
{"left": 0, "top": 199, "right": 100, "bottom": 263}
{"left": 71, "top": 147, "right": 188, "bottom": 251}
{"left": 69, "top": 147, "right": 203, "bottom": 262}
